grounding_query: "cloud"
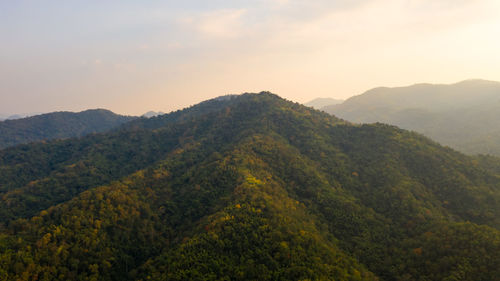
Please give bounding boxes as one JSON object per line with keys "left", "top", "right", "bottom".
{"left": 255, "top": 0, "right": 500, "bottom": 48}
{"left": 3, "top": 0, "right": 500, "bottom": 115}
{"left": 178, "top": 8, "right": 248, "bottom": 39}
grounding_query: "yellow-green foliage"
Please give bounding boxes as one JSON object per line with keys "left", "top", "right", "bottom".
{"left": 0, "top": 93, "right": 499, "bottom": 280}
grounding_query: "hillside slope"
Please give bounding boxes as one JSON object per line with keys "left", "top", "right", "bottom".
{"left": 0, "top": 93, "right": 500, "bottom": 280}
{"left": 305, "top": 98, "right": 343, "bottom": 109}
{"left": 323, "top": 79, "right": 500, "bottom": 155}
{"left": 0, "top": 109, "right": 136, "bottom": 149}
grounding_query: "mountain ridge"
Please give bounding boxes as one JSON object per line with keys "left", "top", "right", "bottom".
{"left": 0, "top": 92, "right": 499, "bottom": 280}
{"left": 0, "top": 109, "right": 136, "bottom": 150}
{"left": 323, "top": 79, "right": 500, "bottom": 155}
{"left": 305, "top": 97, "right": 344, "bottom": 109}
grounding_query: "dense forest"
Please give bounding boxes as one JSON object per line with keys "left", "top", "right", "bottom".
{"left": 0, "top": 109, "right": 136, "bottom": 149}
{"left": 321, "top": 79, "right": 500, "bottom": 156}
{"left": 0, "top": 93, "right": 500, "bottom": 280}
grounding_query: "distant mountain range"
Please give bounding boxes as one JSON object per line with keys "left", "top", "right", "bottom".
{"left": 142, "top": 111, "right": 166, "bottom": 118}
{"left": 0, "top": 112, "right": 43, "bottom": 121}
{"left": 319, "top": 79, "right": 500, "bottom": 155}
{"left": 0, "top": 93, "right": 500, "bottom": 280}
{"left": 305, "top": 97, "right": 343, "bottom": 109}
{"left": 0, "top": 109, "right": 136, "bottom": 149}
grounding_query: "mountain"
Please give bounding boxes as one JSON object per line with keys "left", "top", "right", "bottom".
{"left": 5, "top": 114, "right": 24, "bottom": 120}
{"left": 142, "top": 111, "right": 166, "bottom": 118}
{"left": 323, "top": 79, "right": 500, "bottom": 155}
{"left": 0, "top": 109, "right": 136, "bottom": 149}
{"left": 0, "top": 112, "right": 42, "bottom": 121}
{"left": 305, "top": 97, "right": 344, "bottom": 109}
{"left": 0, "top": 93, "right": 500, "bottom": 280}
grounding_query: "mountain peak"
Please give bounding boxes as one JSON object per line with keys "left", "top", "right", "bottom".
{"left": 323, "top": 79, "right": 500, "bottom": 155}
{"left": 453, "top": 78, "right": 500, "bottom": 86}
{"left": 1, "top": 92, "right": 500, "bottom": 280}
{"left": 0, "top": 109, "right": 136, "bottom": 149}
{"left": 142, "top": 111, "right": 166, "bottom": 118}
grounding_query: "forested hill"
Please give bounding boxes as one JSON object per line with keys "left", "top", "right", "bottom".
{"left": 0, "top": 93, "right": 500, "bottom": 280}
{"left": 0, "top": 109, "right": 136, "bottom": 149}
{"left": 322, "top": 79, "right": 500, "bottom": 155}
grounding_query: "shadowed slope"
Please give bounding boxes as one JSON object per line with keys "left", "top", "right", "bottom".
{"left": 323, "top": 80, "right": 500, "bottom": 155}
{"left": 0, "top": 93, "right": 499, "bottom": 280}
{"left": 0, "top": 109, "right": 136, "bottom": 149}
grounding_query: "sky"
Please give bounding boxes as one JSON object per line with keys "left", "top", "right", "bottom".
{"left": 1, "top": 0, "right": 499, "bottom": 116}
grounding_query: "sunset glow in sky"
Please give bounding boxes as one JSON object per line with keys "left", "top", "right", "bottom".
{"left": 1, "top": 0, "right": 499, "bottom": 115}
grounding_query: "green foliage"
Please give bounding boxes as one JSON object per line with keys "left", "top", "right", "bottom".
{"left": 139, "top": 166, "right": 376, "bottom": 281}
{"left": 0, "top": 92, "right": 499, "bottom": 280}
{"left": 0, "top": 109, "right": 135, "bottom": 150}
{"left": 323, "top": 80, "right": 500, "bottom": 156}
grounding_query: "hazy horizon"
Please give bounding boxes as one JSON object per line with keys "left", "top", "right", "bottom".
{"left": 1, "top": 0, "right": 499, "bottom": 116}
